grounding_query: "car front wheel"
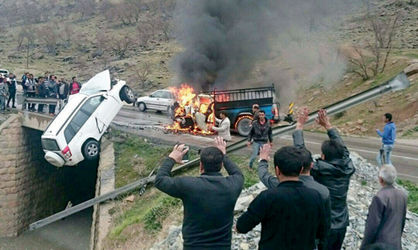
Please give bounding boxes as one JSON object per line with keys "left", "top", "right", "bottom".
{"left": 82, "top": 139, "right": 100, "bottom": 161}
{"left": 120, "top": 86, "right": 135, "bottom": 104}
{"left": 138, "top": 102, "right": 146, "bottom": 112}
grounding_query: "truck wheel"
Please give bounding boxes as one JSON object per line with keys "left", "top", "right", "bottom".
{"left": 82, "top": 139, "right": 100, "bottom": 161}
{"left": 119, "top": 86, "right": 135, "bottom": 104}
{"left": 138, "top": 102, "right": 146, "bottom": 112}
{"left": 236, "top": 116, "right": 253, "bottom": 136}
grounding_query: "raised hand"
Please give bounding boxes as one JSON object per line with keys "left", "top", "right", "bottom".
{"left": 296, "top": 107, "right": 310, "bottom": 130}
{"left": 259, "top": 143, "right": 271, "bottom": 161}
{"left": 214, "top": 136, "right": 226, "bottom": 155}
{"left": 169, "top": 144, "right": 189, "bottom": 163}
{"left": 315, "top": 109, "right": 332, "bottom": 130}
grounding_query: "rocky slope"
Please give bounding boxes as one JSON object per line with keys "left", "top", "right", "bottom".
{"left": 151, "top": 152, "right": 418, "bottom": 250}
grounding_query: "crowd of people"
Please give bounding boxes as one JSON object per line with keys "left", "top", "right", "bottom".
{"left": 0, "top": 71, "right": 82, "bottom": 115}
{"left": 155, "top": 108, "right": 406, "bottom": 250}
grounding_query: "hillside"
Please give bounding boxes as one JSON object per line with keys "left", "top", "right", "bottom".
{"left": 0, "top": 0, "right": 416, "bottom": 137}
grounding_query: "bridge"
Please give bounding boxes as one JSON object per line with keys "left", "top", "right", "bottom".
{"left": 21, "top": 111, "right": 53, "bottom": 131}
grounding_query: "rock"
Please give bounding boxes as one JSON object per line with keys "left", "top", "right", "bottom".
{"left": 7, "top": 54, "right": 22, "bottom": 59}
{"left": 313, "top": 90, "right": 321, "bottom": 96}
{"left": 404, "top": 63, "right": 418, "bottom": 77}
{"left": 356, "top": 119, "right": 364, "bottom": 125}
{"left": 240, "top": 243, "right": 249, "bottom": 250}
{"left": 234, "top": 195, "right": 253, "bottom": 213}
{"left": 124, "top": 195, "right": 135, "bottom": 202}
{"left": 62, "top": 56, "right": 73, "bottom": 62}
{"left": 151, "top": 152, "right": 418, "bottom": 250}
{"left": 91, "top": 49, "right": 103, "bottom": 58}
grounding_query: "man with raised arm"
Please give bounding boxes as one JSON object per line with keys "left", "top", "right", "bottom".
{"left": 292, "top": 108, "right": 355, "bottom": 250}
{"left": 257, "top": 107, "right": 331, "bottom": 249}
{"left": 155, "top": 137, "right": 244, "bottom": 250}
{"left": 236, "top": 145, "right": 328, "bottom": 249}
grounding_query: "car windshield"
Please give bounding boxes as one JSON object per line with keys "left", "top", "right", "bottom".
{"left": 80, "top": 70, "right": 111, "bottom": 95}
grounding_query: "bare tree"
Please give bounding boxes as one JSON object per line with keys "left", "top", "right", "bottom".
{"left": 136, "top": 22, "right": 153, "bottom": 48}
{"left": 75, "top": 0, "right": 96, "bottom": 20}
{"left": 348, "top": 9, "right": 400, "bottom": 80}
{"left": 135, "top": 62, "right": 152, "bottom": 88}
{"left": 349, "top": 46, "right": 370, "bottom": 80}
{"left": 37, "top": 25, "right": 59, "bottom": 54}
{"left": 110, "top": 35, "right": 134, "bottom": 59}
{"left": 17, "top": 26, "right": 37, "bottom": 69}
{"left": 60, "top": 24, "right": 74, "bottom": 48}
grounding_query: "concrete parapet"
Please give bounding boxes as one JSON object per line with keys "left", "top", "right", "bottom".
{"left": 90, "top": 139, "right": 115, "bottom": 250}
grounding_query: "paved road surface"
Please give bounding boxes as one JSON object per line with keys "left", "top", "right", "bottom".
{"left": 115, "top": 106, "right": 418, "bottom": 183}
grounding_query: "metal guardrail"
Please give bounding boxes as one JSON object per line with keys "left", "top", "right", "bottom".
{"left": 29, "top": 72, "right": 410, "bottom": 231}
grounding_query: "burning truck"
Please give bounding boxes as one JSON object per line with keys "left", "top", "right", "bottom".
{"left": 167, "top": 84, "right": 280, "bottom": 136}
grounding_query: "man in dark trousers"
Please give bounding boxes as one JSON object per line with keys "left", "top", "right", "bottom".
{"left": 247, "top": 110, "right": 272, "bottom": 169}
{"left": 6, "top": 73, "right": 17, "bottom": 108}
{"left": 236, "top": 146, "right": 328, "bottom": 250}
{"left": 58, "top": 78, "right": 69, "bottom": 111}
{"left": 37, "top": 77, "right": 48, "bottom": 113}
{"left": 376, "top": 113, "right": 396, "bottom": 166}
{"left": 257, "top": 107, "right": 331, "bottom": 249}
{"left": 297, "top": 109, "right": 355, "bottom": 250}
{"left": 361, "top": 164, "right": 407, "bottom": 250}
{"left": 155, "top": 137, "right": 244, "bottom": 250}
{"left": 47, "top": 75, "right": 58, "bottom": 116}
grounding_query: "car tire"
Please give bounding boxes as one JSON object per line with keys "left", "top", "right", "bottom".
{"left": 82, "top": 139, "right": 100, "bottom": 161}
{"left": 138, "top": 102, "right": 146, "bottom": 112}
{"left": 119, "top": 86, "right": 135, "bottom": 104}
{"left": 236, "top": 116, "right": 253, "bottom": 136}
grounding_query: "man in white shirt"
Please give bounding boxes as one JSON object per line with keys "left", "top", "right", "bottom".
{"left": 211, "top": 111, "right": 231, "bottom": 141}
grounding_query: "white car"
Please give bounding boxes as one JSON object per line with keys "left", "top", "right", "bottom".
{"left": 41, "top": 70, "right": 135, "bottom": 167}
{"left": 0, "top": 69, "right": 9, "bottom": 78}
{"left": 136, "top": 89, "right": 175, "bottom": 113}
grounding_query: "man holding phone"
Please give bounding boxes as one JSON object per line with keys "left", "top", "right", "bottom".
{"left": 155, "top": 137, "right": 244, "bottom": 250}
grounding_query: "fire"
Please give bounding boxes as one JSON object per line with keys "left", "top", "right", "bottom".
{"left": 166, "top": 84, "right": 216, "bottom": 135}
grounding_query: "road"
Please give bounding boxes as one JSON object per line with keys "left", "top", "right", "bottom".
{"left": 114, "top": 106, "right": 418, "bottom": 183}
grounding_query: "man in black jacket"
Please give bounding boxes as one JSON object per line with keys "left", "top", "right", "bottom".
{"left": 297, "top": 109, "right": 355, "bottom": 250}
{"left": 247, "top": 110, "right": 273, "bottom": 169}
{"left": 257, "top": 107, "right": 331, "bottom": 249}
{"left": 155, "top": 137, "right": 244, "bottom": 250}
{"left": 6, "top": 73, "right": 17, "bottom": 108}
{"left": 236, "top": 146, "right": 328, "bottom": 250}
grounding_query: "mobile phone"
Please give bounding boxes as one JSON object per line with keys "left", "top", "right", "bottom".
{"left": 181, "top": 146, "right": 190, "bottom": 163}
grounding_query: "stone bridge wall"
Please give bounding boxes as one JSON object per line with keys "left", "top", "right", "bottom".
{"left": 0, "top": 114, "right": 96, "bottom": 237}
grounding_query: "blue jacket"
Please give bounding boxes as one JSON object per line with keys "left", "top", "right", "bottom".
{"left": 377, "top": 122, "right": 396, "bottom": 145}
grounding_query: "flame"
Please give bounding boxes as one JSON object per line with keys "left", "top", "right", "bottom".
{"left": 166, "top": 84, "right": 215, "bottom": 135}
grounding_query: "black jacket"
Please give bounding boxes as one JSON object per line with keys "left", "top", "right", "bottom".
{"left": 47, "top": 80, "right": 58, "bottom": 98}
{"left": 237, "top": 181, "right": 328, "bottom": 250}
{"left": 37, "top": 81, "right": 48, "bottom": 97}
{"left": 257, "top": 130, "right": 332, "bottom": 249}
{"left": 248, "top": 119, "right": 272, "bottom": 143}
{"left": 58, "top": 82, "right": 69, "bottom": 99}
{"left": 155, "top": 156, "right": 244, "bottom": 249}
{"left": 7, "top": 78, "right": 17, "bottom": 92}
{"left": 295, "top": 129, "right": 356, "bottom": 230}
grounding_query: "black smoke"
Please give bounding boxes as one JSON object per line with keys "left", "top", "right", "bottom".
{"left": 172, "top": 0, "right": 359, "bottom": 92}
